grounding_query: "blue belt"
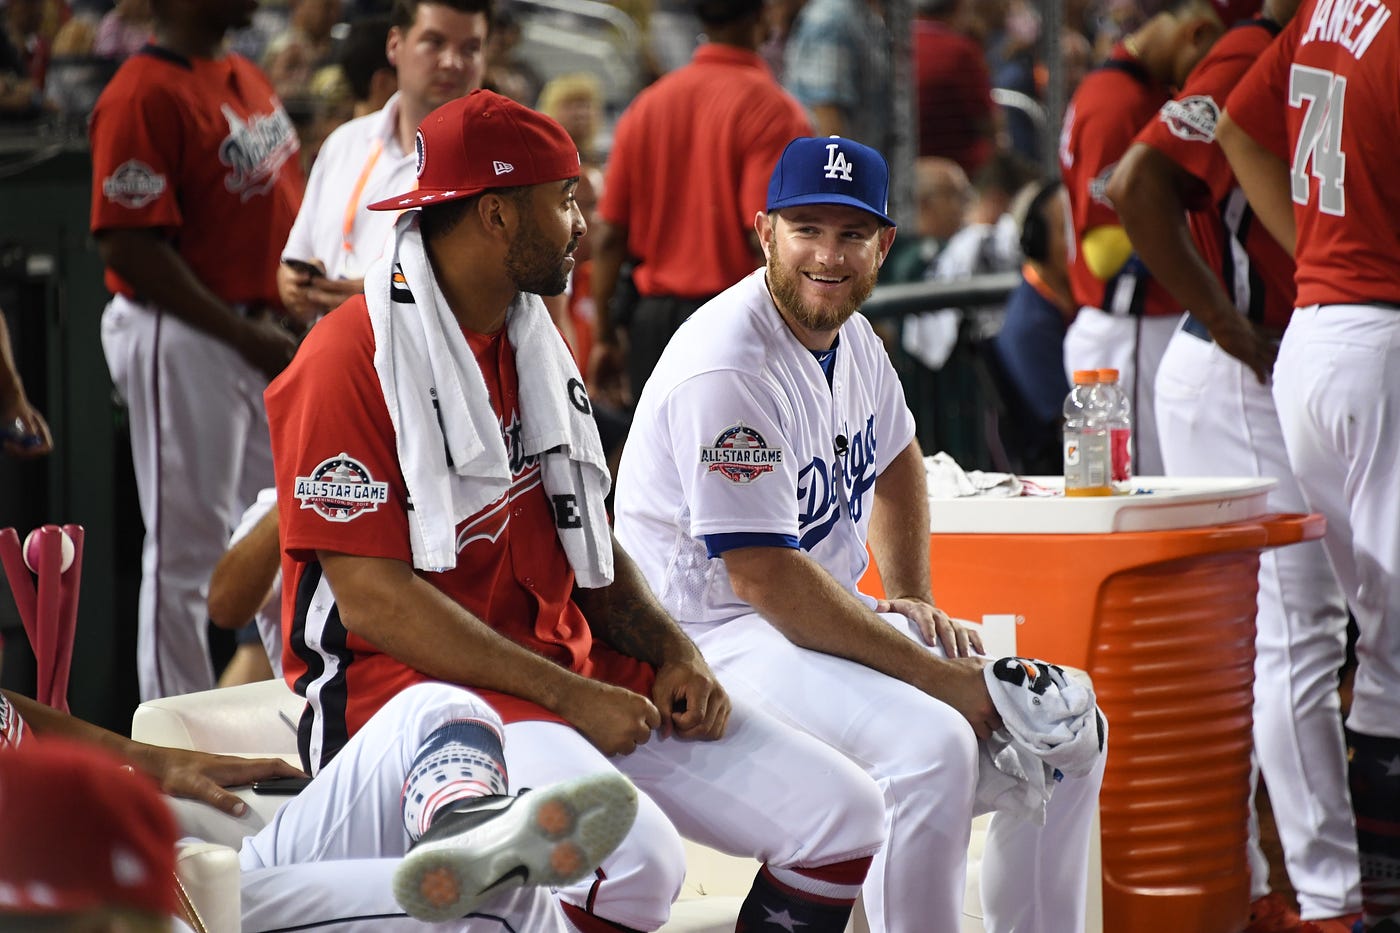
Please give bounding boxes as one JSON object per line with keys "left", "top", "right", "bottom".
{"left": 1181, "top": 314, "right": 1213, "bottom": 342}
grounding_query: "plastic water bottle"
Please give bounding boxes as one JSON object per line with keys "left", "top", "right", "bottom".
{"left": 1064, "top": 370, "right": 1111, "bottom": 497}
{"left": 1095, "top": 368, "right": 1133, "bottom": 491}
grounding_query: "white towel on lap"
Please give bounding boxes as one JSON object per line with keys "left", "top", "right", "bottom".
{"left": 975, "top": 656, "right": 1107, "bottom": 824}
{"left": 366, "top": 211, "right": 612, "bottom": 585}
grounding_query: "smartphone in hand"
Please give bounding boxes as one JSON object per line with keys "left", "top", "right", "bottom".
{"left": 282, "top": 258, "right": 323, "bottom": 278}
{"left": 251, "top": 775, "right": 312, "bottom": 795}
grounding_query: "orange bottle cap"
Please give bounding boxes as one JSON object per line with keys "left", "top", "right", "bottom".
{"left": 1072, "top": 370, "right": 1099, "bottom": 384}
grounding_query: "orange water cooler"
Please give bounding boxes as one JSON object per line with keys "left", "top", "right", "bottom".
{"left": 860, "top": 478, "right": 1324, "bottom": 933}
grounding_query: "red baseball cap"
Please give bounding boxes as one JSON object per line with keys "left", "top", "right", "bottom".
{"left": 368, "top": 89, "right": 582, "bottom": 212}
{"left": 0, "top": 739, "right": 179, "bottom": 917}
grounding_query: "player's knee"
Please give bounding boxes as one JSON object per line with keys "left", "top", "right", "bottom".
{"left": 571, "top": 792, "right": 686, "bottom": 930}
{"left": 391, "top": 682, "right": 506, "bottom": 743}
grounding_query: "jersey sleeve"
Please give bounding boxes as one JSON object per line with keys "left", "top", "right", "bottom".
{"left": 1224, "top": 16, "right": 1300, "bottom": 160}
{"left": 265, "top": 303, "right": 413, "bottom": 563}
{"left": 89, "top": 76, "right": 186, "bottom": 234}
{"left": 1135, "top": 28, "right": 1266, "bottom": 205}
{"left": 660, "top": 369, "right": 799, "bottom": 540}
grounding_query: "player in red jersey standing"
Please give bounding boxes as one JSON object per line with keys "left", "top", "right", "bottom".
{"left": 1058, "top": 0, "right": 1250, "bottom": 477}
{"left": 1221, "top": 1, "right": 1400, "bottom": 929}
{"left": 89, "top": 0, "right": 305, "bottom": 700}
{"left": 1109, "top": 4, "right": 1361, "bottom": 930}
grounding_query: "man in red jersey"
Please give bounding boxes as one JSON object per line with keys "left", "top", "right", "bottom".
{"left": 265, "top": 90, "right": 887, "bottom": 933}
{"left": 89, "top": 0, "right": 306, "bottom": 701}
{"left": 590, "top": 0, "right": 811, "bottom": 407}
{"left": 1220, "top": 1, "right": 1400, "bottom": 929}
{"left": 1109, "top": 3, "right": 1361, "bottom": 930}
{"left": 1058, "top": 0, "right": 1251, "bottom": 477}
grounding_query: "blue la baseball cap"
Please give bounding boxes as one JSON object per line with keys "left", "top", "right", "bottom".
{"left": 766, "top": 136, "right": 895, "bottom": 226}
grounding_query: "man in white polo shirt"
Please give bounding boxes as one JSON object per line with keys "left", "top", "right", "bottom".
{"left": 277, "top": 0, "right": 491, "bottom": 319}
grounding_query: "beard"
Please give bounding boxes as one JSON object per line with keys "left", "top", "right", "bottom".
{"left": 765, "top": 233, "right": 881, "bottom": 334}
{"left": 505, "top": 213, "right": 574, "bottom": 297}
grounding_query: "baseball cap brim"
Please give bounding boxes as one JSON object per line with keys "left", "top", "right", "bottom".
{"left": 768, "top": 191, "right": 895, "bottom": 226}
{"left": 367, "top": 186, "right": 484, "bottom": 211}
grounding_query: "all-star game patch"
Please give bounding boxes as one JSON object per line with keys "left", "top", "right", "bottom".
{"left": 294, "top": 453, "right": 390, "bottom": 522}
{"left": 701, "top": 423, "right": 783, "bottom": 484}
{"left": 1159, "top": 95, "right": 1219, "bottom": 143}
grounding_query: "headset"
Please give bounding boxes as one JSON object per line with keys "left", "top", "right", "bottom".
{"left": 1019, "top": 179, "right": 1063, "bottom": 264}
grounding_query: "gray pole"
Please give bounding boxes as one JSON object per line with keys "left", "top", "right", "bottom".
{"left": 1040, "top": 0, "right": 1067, "bottom": 178}
{"left": 888, "top": 0, "right": 916, "bottom": 225}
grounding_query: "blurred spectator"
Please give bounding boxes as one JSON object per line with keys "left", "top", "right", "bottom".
{"left": 990, "top": 179, "right": 1073, "bottom": 473}
{"left": 292, "top": 62, "right": 355, "bottom": 171}
{"left": 901, "top": 151, "right": 1037, "bottom": 371}
{"left": 1, "top": 0, "right": 57, "bottom": 90}
{"left": 482, "top": 3, "right": 541, "bottom": 103}
{"left": 758, "top": 0, "right": 801, "bottom": 79}
{"left": 537, "top": 71, "right": 604, "bottom": 165}
{"left": 93, "top": 0, "right": 152, "bottom": 60}
{"left": 262, "top": 0, "right": 343, "bottom": 101}
{"left": 277, "top": 0, "right": 491, "bottom": 318}
{"left": 592, "top": 0, "right": 811, "bottom": 407}
{"left": 915, "top": 0, "right": 997, "bottom": 176}
{"left": 994, "top": 24, "right": 1091, "bottom": 163}
{"left": 338, "top": 13, "right": 395, "bottom": 117}
{"left": 783, "top": 0, "right": 890, "bottom": 148}
{"left": 880, "top": 156, "right": 970, "bottom": 284}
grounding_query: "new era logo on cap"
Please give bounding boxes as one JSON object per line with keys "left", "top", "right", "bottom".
{"left": 766, "top": 135, "right": 894, "bottom": 226}
{"left": 368, "top": 90, "right": 580, "bottom": 212}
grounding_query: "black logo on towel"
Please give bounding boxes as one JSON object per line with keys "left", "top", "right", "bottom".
{"left": 552, "top": 494, "right": 582, "bottom": 529}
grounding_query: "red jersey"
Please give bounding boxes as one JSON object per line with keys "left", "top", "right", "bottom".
{"left": 1060, "top": 44, "right": 1183, "bottom": 317}
{"left": 599, "top": 43, "right": 811, "bottom": 298}
{"left": 1135, "top": 20, "right": 1296, "bottom": 330}
{"left": 1228, "top": 0, "right": 1400, "bottom": 307}
{"left": 89, "top": 47, "right": 304, "bottom": 308}
{"left": 265, "top": 298, "right": 653, "bottom": 772}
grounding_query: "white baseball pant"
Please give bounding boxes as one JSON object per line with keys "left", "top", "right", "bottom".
{"left": 101, "top": 294, "right": 273, "bottom": 700}
{"left": 242, "top": 682, "right": 887, "bottom": 932}
{"left": 238, "top": 683, "right": 566, "bottom": 931}
{"left": 1063, "top": 306, "right": 1178, "bottom": 477}
{"left": 1155, "top": 319, "right": 1360, "bottom": 918}
{"left": 692, "top": 612, "right": 1105, "bottom": 933}
{"left": 1272, "top": 305, "right": 1400, "bottom": 742}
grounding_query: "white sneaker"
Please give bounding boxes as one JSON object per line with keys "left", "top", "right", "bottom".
{"left": 392, "top": 771, "right": 639, "bottom": 922}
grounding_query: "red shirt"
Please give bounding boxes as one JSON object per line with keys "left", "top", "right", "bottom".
{"left": 599, "top": 43, "right": 812, "bottom": 298}
{"left": 1060, "top": 44, "right": 1182, "bottom": 317}
{"left": 1135, "top": 20, "right": 1295, "bottom": 330}
{"left": 915, "top": 18, "right": 995, "bottom": 175}
{"left": 1227, "top": 0, "right": 1400, "bottom": 307}
{"left": 89, "top": 48, "right": 304, "bottom": 308}
{"left": 266, "top": 298, "right": 653, "bottom": 771}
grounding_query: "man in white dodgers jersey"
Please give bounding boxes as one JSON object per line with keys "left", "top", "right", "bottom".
{"left": 614, "top": 135, "right": 1106, "bottom": 933}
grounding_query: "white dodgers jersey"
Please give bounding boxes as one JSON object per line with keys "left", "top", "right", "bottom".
{"left": 614, "top": 269, "right": 916, "bottom": 630}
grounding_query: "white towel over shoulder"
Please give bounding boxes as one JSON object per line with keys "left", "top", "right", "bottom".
{"left": 365, "top": 211, "right": 612, "bottom": 585}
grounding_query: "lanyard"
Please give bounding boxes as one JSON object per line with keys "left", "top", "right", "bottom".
{"left": 342, "top": 136, "right": 385, "bottom": 254}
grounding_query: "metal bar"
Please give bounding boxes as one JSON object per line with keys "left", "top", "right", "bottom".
{"left": 862, "top": 272, "right": 1023, "bottom": 321}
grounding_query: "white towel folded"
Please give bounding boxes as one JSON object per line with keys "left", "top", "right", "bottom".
{"left": 975, "top": 657, "right": 1107, "bottom": 825}
{"left": 366, "top": 211, "right": 613, "bottom": 585}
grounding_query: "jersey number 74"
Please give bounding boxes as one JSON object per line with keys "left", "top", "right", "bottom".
{"left": 1289, "top": 64, "right": 1348, "bottom": 217}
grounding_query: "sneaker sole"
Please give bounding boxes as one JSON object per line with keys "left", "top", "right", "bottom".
{"left": 392, "top": 771, "right": 639, "bottom": 922}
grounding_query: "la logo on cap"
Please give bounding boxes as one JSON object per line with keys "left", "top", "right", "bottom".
{"left": 823, "top": 142, "right": 853, "bottom": 182}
